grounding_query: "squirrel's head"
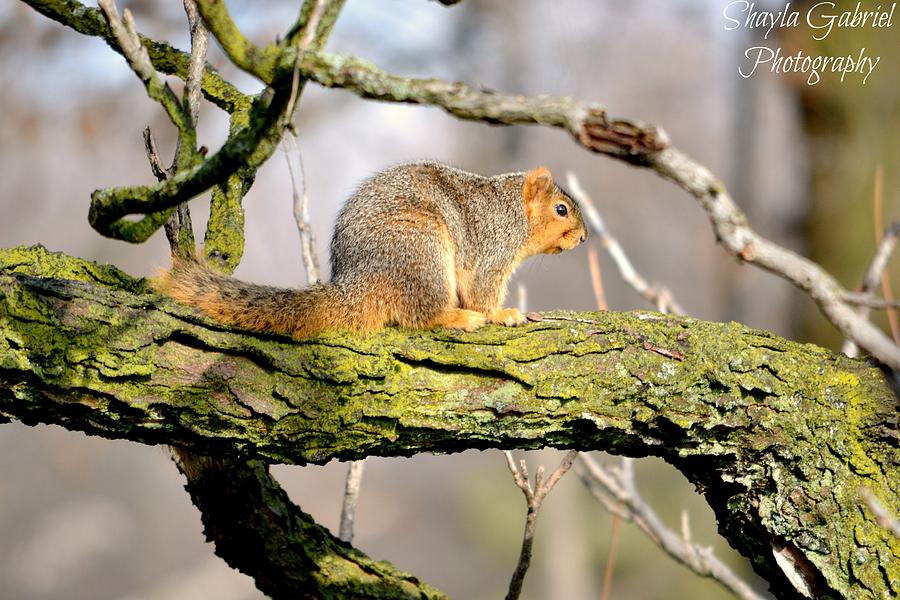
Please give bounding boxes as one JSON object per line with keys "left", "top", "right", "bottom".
{"left": 521, "top": 167, "right": 588, "bottom": 256}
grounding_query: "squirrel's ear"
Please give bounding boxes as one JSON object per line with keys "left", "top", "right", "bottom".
{"left": 523, "top": 168, "right": 554, "bottom": 218}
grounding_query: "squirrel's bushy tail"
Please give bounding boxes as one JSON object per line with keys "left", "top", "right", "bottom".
{"left": 156, "top": 259, "right": 382, "bottom": 339}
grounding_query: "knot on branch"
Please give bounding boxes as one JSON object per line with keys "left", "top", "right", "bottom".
{"left": 577, "top": 107, "right": 670, "bottom": 159}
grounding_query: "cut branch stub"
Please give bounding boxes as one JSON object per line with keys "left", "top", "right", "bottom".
{"left": 576, "top": 107, "right": 670, "bottom": 158}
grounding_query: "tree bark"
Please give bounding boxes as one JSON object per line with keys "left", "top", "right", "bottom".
{"left": 1, "top": 245, "right": 897, "bottom": 599}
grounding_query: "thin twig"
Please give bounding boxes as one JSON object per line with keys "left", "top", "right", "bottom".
{"left": 872, "top": 166, "right": 900, "bottom": 343}
{"left": 843, "top": 291, "right": 900, "bottom": 310}
{"left": 842, "top": 220, "right": 900, "bottom": 357}
{"left": 143, "top": 128, "right": 168, "bottom": 182}
{"left": 587, "top": 245, "right": 609, "bottom": 311}
{"left": 575, "top": 455, "right": 767, "bottom": 600}
{"left": 600, "top": 513, "right": 622, "bottom": 600}
{"left": 503, "top": 450, "right": 578, "bottom": 600}
{"left": 567, "top": 172, "right": 684, "bottom": 315}
{"left": 98, "top": 0, "right": 152, "bottom": 81}
{"left": 338, "top": 459, "right": 366, "bottom": 543}
{"left": 283, "top": 135, "right": 321, "bottom": 284}
{"left": 284, "top": 0, "right": 328, "bottom": 126}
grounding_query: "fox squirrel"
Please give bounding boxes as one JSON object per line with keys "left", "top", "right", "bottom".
{"left": 157, "top": 161, "right": 587, "bottom": 338}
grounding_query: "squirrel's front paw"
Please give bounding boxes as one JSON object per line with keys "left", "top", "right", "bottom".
{"left": 488, "top": 307, "right": 527, "bottom": 327}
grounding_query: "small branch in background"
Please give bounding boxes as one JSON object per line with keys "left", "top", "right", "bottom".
{"left": 503, "top": 450, "right": 578, "bottom": 600}
{"left": 283, "top": 134, "right": 321, "bottom": 284}
{"left": 843, "top": 292, "right": 900, "bottom": 309}
{"left": 586, "top": 245, "right": 609, "bottom": 311}
{"left": 338, "top": 459, "right": 366, "bottom": 543}
{"left": 860, "top": 487, "right": 900, "bottom": 539}
{"left": 283, "top": 0, "right": 328, "bottom": 125}
{"left": 600, "top": 515, "right": 622, "bottom": 600}
{"left": 567, "top": 172, "right": 684, "bottom": 315}
{"left": 842, "top": 220, "right": 900, "bottom": 357}
{"left": 871, "top": 165, "right": 900, "bottom": 343}
{"left": 575, "top": 455, "right": 766, "bottom": 600}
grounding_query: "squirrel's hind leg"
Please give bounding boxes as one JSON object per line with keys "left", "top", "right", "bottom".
{"left": 428, "top": 308, "right": 487, "bottom": 332}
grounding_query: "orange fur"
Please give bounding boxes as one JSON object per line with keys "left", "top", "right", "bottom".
{"left": 429, "top": 308, "right": 486, "bottom": 331}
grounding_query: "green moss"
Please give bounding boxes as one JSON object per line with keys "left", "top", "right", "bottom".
{"left": 1, "top": 245, "right": 897, "bottom": 597}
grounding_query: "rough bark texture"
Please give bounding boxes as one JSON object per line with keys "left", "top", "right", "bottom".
{"left": 1, "top": 245, "right": 898, "bottom": 599}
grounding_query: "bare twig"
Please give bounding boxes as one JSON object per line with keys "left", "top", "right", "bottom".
{"left": 872, "top": 166, "right": 900, "bottom": 343}
{"left": 567, "top": 172, "right": 684, "bottom": 315}
{"left": 283, "top": 135, "right": 321, "bottom": 284}
{"left": 600, "top": 513, "right": 622, "bottom": 600}
{"left": 575, "top": 455, "right": 767, "bottom": 600}
{"left": 338, "top": 459, "right": 366, "bottom": 543}
{"left": 648, "top": 149, "right": 900, "bottom": 369}
{"left": 503, "top": 450, "right": 578, "bottom": 600}
{"left": 97, "top": 0, "right": 152, "bottom": 81}
{"left": 586, "top": 245, "right": 609, "bottom": 311}
{"left": 143, "top": 128, "right": 168, "bottom": 182}
{"left": 860, "top": 487, "right": 900, "bottom": 539}
{"left": 297, "top": 0, "right": 329, "bottom": 58}
{"left": 843, "top": 292, "right": 900, "bottom": 309}
{"left": 284, "top": 0, "right": 329, "bottom": 127}
{"left": 842, "top": 221, "right": 900, "bottom": 357}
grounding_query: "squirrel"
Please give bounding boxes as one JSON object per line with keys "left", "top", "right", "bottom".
{"left": 157, "top": 161, "right": 587, "bottom": 339}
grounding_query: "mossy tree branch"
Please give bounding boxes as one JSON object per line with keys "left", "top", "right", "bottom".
{"left": 0, "top": 246, "right": 897, "bottom": 599}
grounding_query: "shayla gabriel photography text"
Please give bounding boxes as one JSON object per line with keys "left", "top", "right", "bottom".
{"left": 723, "top": 1, "right": 895, "bottom": 85}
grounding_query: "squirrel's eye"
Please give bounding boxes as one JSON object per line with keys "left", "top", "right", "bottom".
{"left": 555, "top": 203, "right": 568, "bottom": 217}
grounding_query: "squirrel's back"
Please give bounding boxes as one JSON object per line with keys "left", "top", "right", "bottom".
{"left": 331, "top": 162, "right": 528, "bottom": 284}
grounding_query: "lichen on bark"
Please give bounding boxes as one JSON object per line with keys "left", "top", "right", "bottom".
{"left": 0, "top": 245, "right": 896, "bottom": 599}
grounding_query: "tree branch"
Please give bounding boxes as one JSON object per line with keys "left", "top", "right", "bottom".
{"left": 0, "top": 245, "right": 896, "bottom": 599}
{"left": 295, "top": 50, "right": 668, "bottom": 160}
{"left": 171, "top": 453, "right": 445, "bottom": 599}
{"left": 503, "top": 450, "right": 578, "bottom": 600}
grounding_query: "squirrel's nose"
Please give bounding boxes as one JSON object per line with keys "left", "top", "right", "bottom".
{"left": 579, "top": 230, "right": 588, "bottom": 244}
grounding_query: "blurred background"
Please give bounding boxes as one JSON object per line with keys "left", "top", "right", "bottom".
{"left": 1, "top": 0, "right": 897, "bottom": 598}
